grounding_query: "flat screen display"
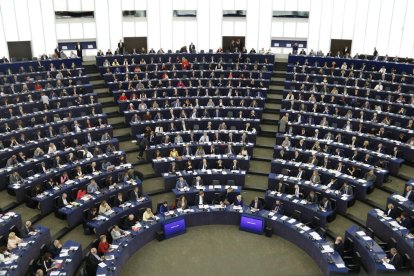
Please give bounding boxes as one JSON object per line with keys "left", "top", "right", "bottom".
{"left": 239, "top": 215, "right": 264, "bottom": 234}
{"left": 163, "top": 217, "right": 186, "bottom": 239}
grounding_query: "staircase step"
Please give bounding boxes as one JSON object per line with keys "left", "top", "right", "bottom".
{"left": 256, "top": 136, "right": 276, "bottom": 147}
{"left": 262, "top": 113, "right": 279, "bottom": 120}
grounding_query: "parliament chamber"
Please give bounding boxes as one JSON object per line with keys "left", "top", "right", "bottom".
{"left": 0, "top": 0, "right": 414, "bottom": 275}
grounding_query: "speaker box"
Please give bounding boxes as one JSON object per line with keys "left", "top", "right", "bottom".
{"left": 265, "top": 226, "right": 273, "bottom": 238}
{"left": 156, "top": 230, "right": 164, "bottom": 241}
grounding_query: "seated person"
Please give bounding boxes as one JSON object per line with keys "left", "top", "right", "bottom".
{"left": 111, "top": 225, "right": 127, "bottom": 241}
{"left": 192, "top": 176, "right": 204, "bottom": 187}
{"left": 319, "top": 197, "right": 331, "bottom": 211}
{"left": 306, "top": 191, "right": 319, "bottom": 204}
{"left": 0, "top": 246, "right": 14, "bottom": 263}
{"left": 97, "top": 235, "right": 112, "bottom": 255}
{"left": 48, "top": 240, "right": 63, "bottom": 258}
{"left": 333, "top": 236, "right": 344, "bottom": 257}
{"left": 7, "top": 232, "right": 22, "bottom": 250}
{"left": 273, "top": 200, "right": 283, "bottom": 214}
{"left": 98, "top": 200, "right": 112, "bottom": 214}
{"left": 87, "top": 180, "right": 100, "bottom": 194}
{"left": 293, "top": 184, "right": 304, "bottom": 198}
{"left": 382, "top": 248, "right": 404, "bottom": 270}
{"left": 176, "top": 195, "right": 188, "bottom": 209}
{"left": 194, "top": 191, "right": 207, "bottom": 205}
{"left": 397, "top": 212, "right": 413, "bottom": 229}
{"left": 159, "top": 201, "right": 170, "bottom": 213}
{"left": 199, "top": 159, "right": 209, "bottom": 170}
{"left": 114, "top": 192, "right": 125, "bottom": 207}
{"left": 340, "top": 182, "right": 353, "bottom": 196}
{"left": 385, "top": 203, "right": 399, "bottom": 219}
{"left": 21, "top": 221, "right": 36, "bottom": 237}
{"left": 58, "top": 193, "right": 71, "bottom": 208}
{"left": 76, "top": 188, "right": 87, "bottom": 200}
{"left": 233, "top": 195, "right": 244, "bottom": 206}
{"left": 122, "top": 214, "right": 136, "bottom": 230}
{"left": 176, "top": 176, "right": 189, "bottom": 190}
{"left": 86, "top": 248, "right": 103, "bottom": 275}
{"left": 129, "top": 187, "right": 142, "bottom": 201}
{"left": 142, "top": 208, "right": 155, "bottom": 221}
{"left": 249, "top": 197, "right": 263, "bottom": 211}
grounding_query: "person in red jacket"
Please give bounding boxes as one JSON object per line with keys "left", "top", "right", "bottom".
{"left": 76, "top": 188, "right": 87, "bottom": 200}
{"left": 118, "top": 92, "right": 127, "bottom": 101}
{"left": 97, "top": 235, "right": 112, "bottom": 255}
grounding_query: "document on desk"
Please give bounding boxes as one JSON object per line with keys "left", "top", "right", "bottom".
{"left": 98, "top": 262, "right": 107, "bottom": 268}
{"left": 356, "top": 231, "right": 366, "bottom": 236}
{"left": 336, "top": 263, "right": 346, "bottom": 268}
{"left": 383, "top": 262, "right": 395, "bottom": 270}
{"left": 321, "top": 245, "right": 334, "bottom": 253}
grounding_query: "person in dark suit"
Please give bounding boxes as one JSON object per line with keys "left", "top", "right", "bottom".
{"left": 306, "top": 191, "right": 319, "bottom": 204}
{"left": 113, "top": 192, "right": 125, "bottom": 207}
{"left": 383, "top": 248, "right": 404, "bottom": 270}
{"left": 48, "top": 240, "right": 63, "bottom": 258}
{"left": 194, "top": 191, "right": 207, "bottom": 205}
{"left": 86, "top": 208, "right": 98, "bottom": 221}
{"left": 76, "top": 42, "right": 82, "bottom": 58}
{"left": 118, "top": 40, "right": 125, "bottom": 54}
{"left": 122, "top": 214, "right": 136, "bottom": 230}
{"left": 334, "top": 236, "right": 344, "bottom": 257}
{"left": 403, "top": 185, "right": 414, "bottom": 201}
{"left": 219, "top": 187, "right": 236, "bottom": 205}
{"left": 159, "top": 201, "right": 170, "bottom": 213}
{"left": 57, "top": 193, "right": 71, "bottom": 208}
{"left": 54, "top": 45, "right": 61, "bottom": 58}
{"left": 129, "top": 187, "right": 142, "bottom": 201}
{"left": 319, "top": 197, "right": 331, "bottom": 211}
{"left": 85, "top": 248, "right": 102, "bottom": 276}
{"left": 274, "top": 181, "right": 285, "bottom": 194}
{"left": 340, "top": 182, "right": 353, "bottom": 196}
{"left": 249, "top": 197, "right": 263, "bottom": 211}
{"left": 397, "top": 212, "right": 413, "bottom": 229}
{"left": 189, "top": 42, "right": 196, "bottom": 53}
{"left": 273, "top": 200, "right": 283, "bottom": 214}
{"left": 20, "top": 221, "right": 36, "bottom": 238}
{"left": 385, "top": 203, "right": 399, "bottom": 219}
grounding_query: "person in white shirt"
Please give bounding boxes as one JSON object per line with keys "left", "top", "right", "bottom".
{"left": 374, "top": 82, "right": 383, "bottom": 91}
{"left": 199, "top": 133, "right": 209, "bottom": 142}
{"left": 285, "top": 91, "right": 295, "bottom": 100}
{"left": 47, "top": 143, "right": 57, "bottom": 154}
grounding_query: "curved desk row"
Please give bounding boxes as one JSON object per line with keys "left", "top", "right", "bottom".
{"left": 275, "top": 133, "right": 403, "bottom": 176}
{"left": 95, "top": 205, "right": 347, "bottom": 276}
{"left": 153, "top": 155, "right": 250, "bottom": 175}
{"left": 32, "top": 164, "right": 131, "bottom": 215}
{"left": 47, "top": 240, "right": 83, "bottom": 276}
{"left": 366, "top": 209, "right": 414, "bottom": 268}
{"left": 87, "top": 197, "right": 152, "bottom": 236}
{"left": 0, "top": 226, "right": 50, "bottom": 276}
{"left": 163, "top": 169, "right": 246, "bottom": 190}
{"left": 270, "top": 159, "right": 373, "bottom": 200}
{"left": 58, "top": 179, "right": 142, "bottom": 228}
{"left": 267, "top": 174, "right": 354, "bottom": 215}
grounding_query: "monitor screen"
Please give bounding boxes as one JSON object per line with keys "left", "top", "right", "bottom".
{"left": 163, "top": 217, "right": 186, "bottom": 239}
{"left": 239, "top": 215, "right": 264, "bottom": 234}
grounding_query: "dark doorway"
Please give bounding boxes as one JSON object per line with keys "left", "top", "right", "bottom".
{"left": 330, "top": 39, "right": 352, "bottom": 56}
{"left": 7, "top": 41, "right": 32, "bottom": 61}
{"left": 222, "top": 36, "right": 245, "bottom": 52}
{"left": 124, "top": 37, "right": 148, "bottom": 54}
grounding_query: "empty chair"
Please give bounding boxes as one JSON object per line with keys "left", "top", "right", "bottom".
{"left": 211, "top": 179, "right": 220, "bottom": 186}
{"left": 292, "top": 210, "right": 301, "bottom": 221}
